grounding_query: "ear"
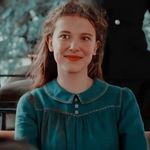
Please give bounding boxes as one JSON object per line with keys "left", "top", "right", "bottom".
{"left": 93, "top": 40, "right": 100, "bottom": 55}
{"left": 46, "top": 36, "right": 53, "bottom": 52}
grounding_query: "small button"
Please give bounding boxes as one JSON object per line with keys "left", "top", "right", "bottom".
{"left": 114, "top": 19, "right": 120, "bottom": 25}
{"left": 75, "top": 104, "right": 79, "bottom": 108}
{"left": 74, "top": 98, "right": 78, "bottom": 102}
{"left": 75, "top": 110, "right": 79, "bottom": 115}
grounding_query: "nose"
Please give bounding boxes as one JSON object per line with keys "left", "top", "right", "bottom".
{"left": 69, "top": 40, "right": 79, "bottom": 53}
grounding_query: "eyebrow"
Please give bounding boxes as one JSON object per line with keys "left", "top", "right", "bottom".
{"left": 81, "top": 33, "right": 93, "bottom": 37}
{"left": 59, "top": 30, "right": 93, "bottom": 37}
{"left": 59, "top": 31, "right": 71, "bottom": 34}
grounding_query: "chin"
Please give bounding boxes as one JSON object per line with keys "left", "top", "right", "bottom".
{"left": 64, "top": 66, "right": 84, "bottom": 74}
{"left": 66, "top": 68, "right": 81, "bottom": 73}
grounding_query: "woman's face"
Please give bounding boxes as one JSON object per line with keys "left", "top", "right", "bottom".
{"left": 48, "top": 15, "right": 99, "bottom": 75}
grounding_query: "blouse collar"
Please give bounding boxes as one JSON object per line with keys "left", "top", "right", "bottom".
{"left": 44, "top": 78, "right": 109, "bottom": 104}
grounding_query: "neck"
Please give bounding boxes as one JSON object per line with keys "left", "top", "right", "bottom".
{"left": 57, "top": 71, "right": 93, "bottom": 94}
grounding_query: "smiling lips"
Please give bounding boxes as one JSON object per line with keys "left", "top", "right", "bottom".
{"left": 65, "top": 55, "right": 82, "bottom": 61}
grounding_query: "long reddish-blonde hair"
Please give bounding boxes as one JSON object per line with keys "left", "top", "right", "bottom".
{"left": 29, "top": 0, "right": 108, "bottom": 89}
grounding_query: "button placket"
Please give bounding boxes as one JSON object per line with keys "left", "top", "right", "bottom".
{"left": 74, "top": 97, "right": 79, "bottom": 115}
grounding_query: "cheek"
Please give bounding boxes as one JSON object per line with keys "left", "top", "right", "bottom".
{"left": 82, "top": 42, "right": 96, "bottom": 55}
{"left": 53, "top": 51, "right": 62, "bottom": 64}
{"left": 53, "top": 48, "right": 65, "bottom": 65}
{"left": 84, "top": 48, "right": 96, "bottom": 56}
{"left": 52, "top": 40, "right": 67, "bottom": 53}
{"left": 52, "top": 39, "right": 59, "bottom": 51}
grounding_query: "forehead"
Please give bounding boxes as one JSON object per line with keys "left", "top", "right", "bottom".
{"left": 54, "top": 15, "right": 96, "bottom": 34}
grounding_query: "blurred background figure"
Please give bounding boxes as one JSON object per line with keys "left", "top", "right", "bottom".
{"left": 93, "top": 0, "right": 150, "bottom": 130}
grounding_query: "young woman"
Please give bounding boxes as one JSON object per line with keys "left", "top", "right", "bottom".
{"left": 15, "top": 1, "right": 148, "bottom": 150}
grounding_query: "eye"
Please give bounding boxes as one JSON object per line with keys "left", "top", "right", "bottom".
{"left": 81, "top": 36, "right": 91, "bottom": 41}
{"left": 59, "top": 34, "right": 70, "bottom": 39}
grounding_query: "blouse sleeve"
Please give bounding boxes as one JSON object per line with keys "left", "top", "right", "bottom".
{"left": 15, "top": 92, "right": 39, "bottom": 149}
{"left": 118, "top": 88, "right": 149, "bottom": 150}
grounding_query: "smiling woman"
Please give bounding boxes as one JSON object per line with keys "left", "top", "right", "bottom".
{"left": 47, "top": 15, "right": 99, "bottom": 83}
{"left": 14, "top": 1, "right": 148, "bottom": 150}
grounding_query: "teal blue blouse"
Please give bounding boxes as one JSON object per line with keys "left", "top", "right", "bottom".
{"left": 15, "top": 79, "right": 148, "bottom": 150}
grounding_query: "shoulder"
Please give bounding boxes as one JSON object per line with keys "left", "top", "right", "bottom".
{"left": 17, "top": 85, "right": 43, "bottom": 107}
{"left": 17, "top": 91, "right": 36, "bottom": 112}
{"left": 96, "top": 79, "right": 136, "bottom": 105}
{"left": 96, "top": 79, "right": 133, "bottom": 98}
{"left": 100, "top": 79, "right": 134, "bottom": 96}
{"left": 17, "top": 82, "right": 54, "bottom": 110}
{"left": 104, "top": 82, "right": 139, "bottom": 115}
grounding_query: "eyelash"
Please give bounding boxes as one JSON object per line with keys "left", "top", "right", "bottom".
{"left": 81, "top": 36, "right": 91, "bottom": 41}
{"left": 59, "top": 34, "right": 91, "bottom": 41}
{"left": 59, "top": 34, "right": 70, "bottom": 39}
